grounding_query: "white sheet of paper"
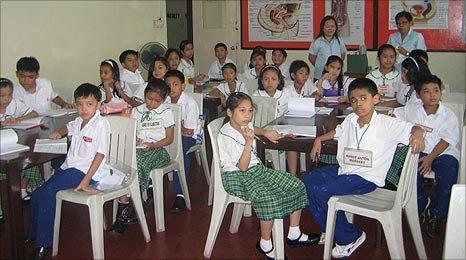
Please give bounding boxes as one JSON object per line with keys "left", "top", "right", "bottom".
{"left": 34, "top": 138, "right": 68, "bottom": 154}
{"left": 316, "top": 107, "right": 334, "bottom": 115}
{"left": 320, "top": 96, "right": 340, "bottom": 103}
{"left": 285, "top": 98, "right": 315, "bottom": 118}
{"left": 43, "top": 109, "right": 77, "bottom": 117}
{"left": 9, "top": 116, "right": 44, "bottom": 129}
{"left": 267, "top": 125, "right": 316, "bottom": 137}
{"left": 0, "top": 128, "right": 29, "bottom": 156}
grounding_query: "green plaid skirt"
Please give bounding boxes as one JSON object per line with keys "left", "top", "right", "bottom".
{"left": 136, "top": 148, "right": 170, "bottom": 189}
{"left": 222, "top": 164, "right": 308, "bottom": 221}
{"left": 0, "top": 166, "right": 43, "bottom": 190}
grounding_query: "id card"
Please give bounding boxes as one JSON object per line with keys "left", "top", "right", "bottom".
{"left": 379, "top": 85, "right": 389, "bottom": 95}
{"left": 343, "top": 147, "right": 373, "bottom": 168}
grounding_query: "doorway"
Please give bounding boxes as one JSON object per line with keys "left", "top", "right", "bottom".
{"left": 166, "top": 0, "right": 193, "bottom": 49}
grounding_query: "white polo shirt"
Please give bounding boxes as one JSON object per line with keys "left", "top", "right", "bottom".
{"left": 61, "top": 111, "right": 111, "bottom": 182}
{"left": 13, "top": 78, "right": 58, "bottom": 115}
{"left": 208, "top": 58, "right": 235, "bottom": 80}
{"left": 253, "top": 88, "right": 290, "bottom": 118}
{"left": 396, "top": 84, "right": 422, "bottom": 106}
{"left": 218, "top": 122, "right": 260, "bottom": 172}
{"left": 335, "top": 111, "right": 413, "bottom": 186}
{"left": 366, "top": 69, "right": 401, "bottom": 98}
{"left": 165, "top": 92, "right": 200, "bottom": 138}
{"left": 394, "top": 102, "right": 460, "bottom": 160}
{"left": 0, "top": 99, "right": 33, "bottom": 121}
{"left": 245, "top": 68, "right": 258, "bottom": 80}
{"left": 120, "top": 68, "right": 145, "bottom": 88}
{"left": 99, "top": 82, "right": 132, "bottom": 103}
{"left": 216, "top": 80, "right": 249, "bottom": 97}
{"left": 316, "top": 76, "right": 352, "bottom": 97}
{"left": 278, "top": 63, "right": 290, "bottom": 80}
{"left": 285, "top": 78, "right": 318, "bottom": 98}
{"left": 178, "top": 58, "right": 196, "bottom": 78}
{"left": 131, "top": 103, "right": 175, "bottom": 143}
{"left": 133, "top": 82, "right": 148, "bottom": 101}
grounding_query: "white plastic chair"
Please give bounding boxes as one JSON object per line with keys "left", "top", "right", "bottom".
{"left": 185, "top": 92, "right": 212, "bottom": 205}
{"left": 237, "top": 74, "right": 259, "bottom": 94}
{"left": 203, "top": 117, "right": 284, "bottom": 259}
{"left": 459, "top": 125, "right": 466, "bottom": 184}
{"left": 323, "top": 147, "right": 426, "bottom": 259}
{"left": 53, "top": 116, "right": 150, "bottom": 259}
{"left": 443, "top": 184, "right": 465, "bottom": 259}
{"left": 149, "top": 104, "right": 191, "bottom": 232}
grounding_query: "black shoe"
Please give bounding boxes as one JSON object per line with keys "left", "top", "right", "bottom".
{"left": 121, "top": 202, "right": 138, "bottom": 224}
{"left": 427, "top": 214, "right": 441, "bottom": 238}
{"left": 256, "top": 241, "right": 274, "bottom": 260}
{"left": 109, "top": 218, "right": 127, "bottom": 234}
{"left": 286, "top": 232, "right": 320, "bottom": 247}
{"left": 24, "top": 237, "right": 36, "bottom": 245}
{"left": 30, "top": 246, "right": 49, "bottom": 260}
{"left": 171, "top": 196, "right": 186, "bottom": 213}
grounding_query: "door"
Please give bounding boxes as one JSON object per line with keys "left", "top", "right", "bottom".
{"left": 166, "top": 0, "right": 192, "bottom": 49}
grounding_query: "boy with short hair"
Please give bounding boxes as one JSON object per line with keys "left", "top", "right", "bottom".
{"left": 119, "top": 49, "right": 145, "bottom": 89}
{"left": 164, "top": 70, "right": 200, "bottom": 212}
{"left": 14, "top": 56, "right": 73, "bottom": 114}
{"left": 26, "top": 83, "right": 110, "bottom": 259}
{"left": 304, "top": 78, "right": 425, "bottom": 258}
{"left": 207, "top": 42, "right": 236, "bottom": 80}
{"left": 394, "top": 75, "right": 459, "bottom": 237}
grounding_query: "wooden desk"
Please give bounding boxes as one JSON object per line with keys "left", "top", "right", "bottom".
{"left": 344, "top": 71, "right": 367, "bottom": 79}
{"left": 256, "top": 103, "right": 348, "bottom": 170}
{"left": 194, "top": 81, "right": 222, "bottom": 123}
{"left": 0, "top": 115, "right": 75, "bottom": 259}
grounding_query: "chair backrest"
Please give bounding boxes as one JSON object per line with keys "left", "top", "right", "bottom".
{"left": 443, "top": 184, "right": 465, "bottom": 259}
{"left": 442, "top": 92, "right": 466, "bottom": 106}
{"left": 443, "top": 101, "right": 465, "bottom": 146}
{"left": 185, "top": 92, "right": 205, "bottom": 139}
{"left": 393, "top": 147, "right": 420, "bottom": 209}
{"left": 459, "top": 125, "right": 466, "bottom": 184}
{"left": 164, "top": 104, "right": 182, "bottom": 162}
{"left": 237, "top": 73, "right": 259, "bottom": 94}
{"left": 207, "top": 117, "right": 229, "bottom": 197}
{"left": 252, "top": 96, "right": 278, "bottom": 127}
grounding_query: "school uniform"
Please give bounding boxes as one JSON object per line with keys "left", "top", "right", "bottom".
{"left": 207, "top": 58, "right": 235, "bottom": 80}
{"left": 218, "top": 122, "right": 307, "bottom": 220}
{"left": 99, "top": 82, "right": 133, "bottom": 103}
{"left": 27, "top": 112, "right": 111, "bottom": 248}
{"left": 366, "top": 68, "right": 401, "bottom": 98}
{"left": 308, "top": 36, "right": 347, "bottom": 80}
{"left": 178, "top": 58, "right": 196, "bottom": 78}
{"left": 245, "top": 68, "right": 259, "bottom": 80}
{"left": 133, "top": 82, "right": 148, "bottom": 102}
{"left": 120, "top": 68, "right": 145, "bottom": 90}
{"left": 317, "top": 76, "right": 352, "bottom": 97}
{"left": 303, "top": 111, "right": 413, "bottom": 245}
{"left": 13, "top": 78, "right": 58, "bottom": 115}
{"left": 253, "top": 88, "right": 290, "bottom": 118}
{"left": 285, "top": 78, "right": 318, "bottom": 98}
{"left": 216, "top": 80, "right": 248, "bottom": 97}
{"left": 278, "top": 63, "right": 290, "bottom": 80}
{"left": 243, "top": 61, "right": 253, "bottom": 74}
{"left": 165, "top": 92, "right": 200, "bottom": 195}
{"left": 396, "top": 84, "right": 422, "bottom": 106}
{"left": 388, "top": 28, "right": 427, "bottom": 70}
{"left": 0, "top": 99, "right": 33, "bottom": 121}
{"left": 132, "top": 103, "right": 174, "bottom": 189}
{"left": 394, "top": 102, "right": 459, "bottom": 219}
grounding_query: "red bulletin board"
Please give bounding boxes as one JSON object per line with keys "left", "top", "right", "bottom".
{"left": 377, "top": 0, "right": 466, "bottom": 52}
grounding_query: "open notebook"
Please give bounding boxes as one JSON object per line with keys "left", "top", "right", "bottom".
{"left": 43, "top": 109, "right": 77, "bottom": 117}
{"left": 0, "top": 128, "right": 29, "bottom": 156}
{"left": 285, "top": 98, "right": 316, "bottom": 118}
{"left": 34, "top": 138, "right": 68, "bottom": 154}
{"left": 8, "top": 116, "right": 44, "bottom": 130}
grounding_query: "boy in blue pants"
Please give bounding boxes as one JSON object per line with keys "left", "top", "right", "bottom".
{"left": 303, "top": 78, "right": 425, "bottom": 258}
{"left": 26, "top": 83, "right": 110, "bottom": 260}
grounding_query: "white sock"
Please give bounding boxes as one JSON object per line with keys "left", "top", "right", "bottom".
{"left": 287, "top": 226, "right": 308, "bottom": 241}
{"left": 260, "top": 238, "right": 274, "bottom": 257}
{"left": 21, "top": 189, "right": 28, "bottom": 199}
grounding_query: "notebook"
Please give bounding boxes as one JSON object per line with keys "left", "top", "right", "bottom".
{"left": 34, "top": 138, "right": 68, "bottom": 154}
{"left": 8, "top": 116, "right": 44, "bottom": 130}
{"left": 43, "top": 109, "right": 77, "bottom": 117}
{"left": 285, "top": 98, "right": 316, "bottom": 118}
{"left": 0, "top": 129, "right": 29, "bottom": 156}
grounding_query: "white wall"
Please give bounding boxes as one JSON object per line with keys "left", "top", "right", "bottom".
{"left": 1, "top": 0, "right": 167, "bottom": 100}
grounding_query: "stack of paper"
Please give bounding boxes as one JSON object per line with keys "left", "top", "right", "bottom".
{"left": 0, "top": 129, "right": 29, "bottom": 156}
{"left": 34, "top": 138, "right": 68, "bottom": 154}
{"left": 43, "top": 109, "right": 77, "bottom": 117}
{"left": 320, "top": 96, "right": 340, "bottom": 103}
{"left": 316, "top": 107, "right": 334, "bottom": 115}
{"left": 9, "top": 116, "right": 44, "bottom": 130}
{"left": 285, "top": 98, "right": 315, "bottom": 118}
{"left": 268, "top": 125, "right": 316, "bottom": 137}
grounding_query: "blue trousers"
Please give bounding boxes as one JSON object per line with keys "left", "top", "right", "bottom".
{"left": 27, "top": 167, "right": 85, "bottom": 247}
{"left": 173, "top": 136, "right": 197, "bottom": 195}
{"left": 303, "top": 165, "right": 377, "bottom": 245}
{"left": 417, "top": 153, "right": 459, "bottom": 219}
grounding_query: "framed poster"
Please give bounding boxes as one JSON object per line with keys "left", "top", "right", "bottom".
{"left": 377, "top": 0, "right": 466, "bottom": 51}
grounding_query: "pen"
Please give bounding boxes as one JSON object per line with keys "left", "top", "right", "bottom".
{"left": 254, "top": 135, "right": 266, "bottom": 144}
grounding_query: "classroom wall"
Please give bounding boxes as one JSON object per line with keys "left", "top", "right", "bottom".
{"left": 0, "top": 0, "right": 167, "bottom": 100}
{"left": 192, "top": 1, "right": 466, "bottom": 93}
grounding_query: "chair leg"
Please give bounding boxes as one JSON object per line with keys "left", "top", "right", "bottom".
{"left": 345, "top": 212, "right": 354, "bottom": 223}
{"left": 405, "top": 196, "right": 427, "bottom": 258}
{"left": 177, "top": 168, "right": 191, "bottom": 210}
{"left": 300, "top": 152, "right": 307, "bottom": 172}
{"left": 167, "top": 172, "right": 173, "bottom": 181}
{"left": 153, "top": 172, "right": 165, "bottom": 232}
{"left": 243, "top": 204, "right": 252, "bottom": 217}
{"left": 376, "top": 222, "right": 383, "bottom": 248}
{"left": 195, "top": 150, "right": 201, "bottom": 169}
{"left": 43, "top": 162, "right": 53, "bottom": 181}
{"left": 52, "top": 197, "right": 63, "bottom": 257}
{"left": 323, "top": 199, "right": 338, "bottom": 260}
{"left": 112, "top": 199, "right": 118, "bottom": 224}
{"left": 88, "top": 198, "right": 105, "bottom": 260}
{"left": 229, "top": 204, "right": 245, "bottom": 233}
{"left": 272, "top": 219, "right": 284, "bottom": 260}
{"left": 203, "top": 194, "right": 230, "bottom": 258}
{"left": 200, "top": 143, "right": 211, "bottom": 186}
{"left": 207, "top": 165, "right": 214, "bottom": 206}
{"left": 381, "top": 214, "right": 405, "bottom": 259}
{"left": 130, "top": 182, "right": 151, "bottom": 242}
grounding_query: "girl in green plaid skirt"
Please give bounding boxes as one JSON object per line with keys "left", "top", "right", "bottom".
{"left": 110, "top": 78, "right": 174, "bottom": 234}
{"left": 218, "top": 92, "right": 319, "bottom": 258}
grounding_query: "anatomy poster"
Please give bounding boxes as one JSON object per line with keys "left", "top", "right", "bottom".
{"left": 388, "top": 0, "right": 449, "bottom": 29}
{"left": 325, "top": 0, "right": 365, "bottom": 47}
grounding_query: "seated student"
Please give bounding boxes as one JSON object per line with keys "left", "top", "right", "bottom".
{"left": 285, "top": 60, "right": 318, "bottom": 98}
{"left": 178, "top": 40, "right": 205, "bottom": 83}
{"left": 243, "top": 45, "right": 266, "bottom": 74}
{"left": 253, "top": 65, "right": 290, "bottom": 118}
{"left": 219, "top": 92, "right": 319, "bottom": 259}
{"left": 271, "top": 49, "right": 290, "bottom": 80}
{"left": 207, "top": 43, "right": 236, "bottom": 80}
{"left": 111, "top": 78, "right": 174, "bottom": 233}
{"left": 134, "top": 56, "right": 170, "bottom": 102}
{"left": 366, "top": 44, "right": 402, "bottom": 107}
{"left": 208, "top": 63, "right": 248, "bottom": 107}
{"left": 245, "top": 50, "right": 266, "bottom": 80}
{"left": 13, "top": 57, "right": 73, "bottom": 114}
{"left": 99, "top": 59, "right": 135, "bottom": 106}
{"left": 394, "top": 75, "right": 459, "bottom": 238}
{"left": 304, "top": 78, "right": 425, "bottom": 258}
{"left": 314, "top": 55, "right": 353, "bottom": 103}
{"left": 119, "top": 50, "right": 145, "bottom": 90}
{"left": 164, "top": 70, "right": 200, "bottom": 212}
{"left": 26, "top": 83, "right": 111, "bottom": 259}
{"left": 165, "top": 48, "right": 182, "bottom": 71}
{"left": 396, "top": 56, "right": 431, "bottom": 106}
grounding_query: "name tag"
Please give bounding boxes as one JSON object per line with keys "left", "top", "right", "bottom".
{"left": 379, "top": 85, "right": 389, "bottom": 94}
{"left": 415, "top": 123, "right": 433, "bottom": 133}
{"left": 343, "top": 147, "right": 373, "bottom": 168}
{"left": 141, "top": 120, "right": 160, "bottom": 129}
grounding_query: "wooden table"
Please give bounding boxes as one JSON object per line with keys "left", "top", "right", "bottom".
{"left": 194, "top": 81, "right": 222, "bottom": 123}
{"left": 0, "top": 115, "right": 75, "bottom": 259}
{"left": 256, "top": 103, "right": 348, "bottom": 170}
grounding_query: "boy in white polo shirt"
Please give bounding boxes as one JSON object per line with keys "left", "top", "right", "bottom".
{"left": 26, "top": 83, "right": 110, "bottom": 259}
{"left": 394, "top": 75, "right": 459, "bottom": 238}
{"left": 207, "top": 42, "right": 236, "bottom": 80}
{"left": 304, "top": 78, "right": 425, "bottom": 258}
{"left": 164, "top": 69, "right": 200, "bottom": 212}
{"left": 119, "top": 50, "right": 145, "bottom": 90}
